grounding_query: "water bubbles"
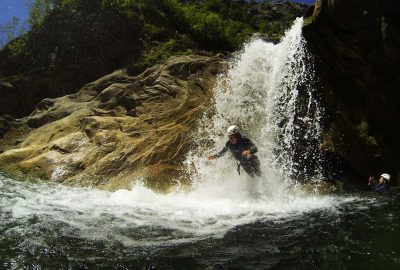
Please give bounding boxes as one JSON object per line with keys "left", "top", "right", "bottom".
{"left": 0, "top": 19, "right": 354, "bottom": 254}
{"left": 51, "top": 166, "right": 67, "bottom": 182}
{"left": 188, "top": 18, "right": 323, "bottom": 192}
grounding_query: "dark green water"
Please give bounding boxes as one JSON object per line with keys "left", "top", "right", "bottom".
{"left": 1, "top": 175, "right": 399, "bottom": 270}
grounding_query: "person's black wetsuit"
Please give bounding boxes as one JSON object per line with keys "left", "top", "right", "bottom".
{"left": 214, "top": 135, "right": 261, "bottom": 177}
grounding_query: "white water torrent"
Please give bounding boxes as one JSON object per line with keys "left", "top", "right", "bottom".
{"left": 0, "top": 19, "right": 358, "bottom": 250}
{"left": 187, "top": 17, "right": 322, "bottom": 198}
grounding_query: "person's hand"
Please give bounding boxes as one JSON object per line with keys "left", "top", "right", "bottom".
{"left": 368, "top": 176, "right": 376, "bottom": 185}
{"left": 242, "top": 150, "right": 251, "bottom": 158}
{"left": 208, "top": 155, "right": 215, "bottom": 160}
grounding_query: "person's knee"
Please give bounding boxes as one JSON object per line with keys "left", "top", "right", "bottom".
{"left": 241, "top": 165, "right": 254, "bottom": 177}
{"left": 250, "top": 161, "right": 261, "bottom": 176}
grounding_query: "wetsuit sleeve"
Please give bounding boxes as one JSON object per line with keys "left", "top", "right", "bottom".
{"left": 243, "top": 138, "right": 258, "bottom": 154}
{"left": 375, "top": 184, "right": 384, "bottom": 193}
{"left": 214, "top": 143, "right": 229, "bottom": 158}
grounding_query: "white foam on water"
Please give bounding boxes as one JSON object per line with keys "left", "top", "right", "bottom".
{"left": 0, "top": 175, "right": 359, "bottom": 248}
{"left": 187, "top": 17, "right": 321, "bottom": 195}
{"left": 0, "top": 18, "right": 361, "bottom": 248}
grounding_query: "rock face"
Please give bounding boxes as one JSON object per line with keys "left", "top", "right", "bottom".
{"left": 0, "top": 55, "right": 222, "bottom": 190}
{"left": 303, "top": 0, "right": 400, "bottom": 181}
{"left": 0, "top": 1, "right": 307, "bottom": 119}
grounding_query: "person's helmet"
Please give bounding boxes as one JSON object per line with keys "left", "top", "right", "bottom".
{"left": 227, "top": 125, "right": 240, "bottom": 135}
{"left": 381, "top": 173, "right": 391, "bottom": 181}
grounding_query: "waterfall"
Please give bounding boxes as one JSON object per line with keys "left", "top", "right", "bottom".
{"left": 0, "top": 19, "right": 353, "bottom": 253}
{"left": 187, "top": 18, "right": 323, "bottom": 195}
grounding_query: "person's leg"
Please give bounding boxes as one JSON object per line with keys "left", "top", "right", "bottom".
{"left": 241, "top": 162, "right": 255, "bottom": 177}
{"left": 250, "top": 156, "right": 261, "bottom": 176}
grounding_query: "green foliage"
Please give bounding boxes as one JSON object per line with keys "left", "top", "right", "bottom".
{"left": 259, "top": 21, "right": 282, "bottom": 35}
{"left": 204, "top": 0, "right": 224, "bottom": 13}
{"left": 0, "top": 0, "right": 307, "bottom": 116}
{"left": 27, "top": 0, "right": 55, "bottom": 28}
{"left": 163, "top": 0, "right": 253, "bottom": 51}
{"left": 0, "top": 17, "right": 27, "bottom": 48}
{"left": 357, "top": 121, "right": 378, "bottom": 146}
{"left": 141, "top": 38, "right": 193, "bottom": 67}
{"left": 6, "top": 35, "right": 27, "bottom": 60}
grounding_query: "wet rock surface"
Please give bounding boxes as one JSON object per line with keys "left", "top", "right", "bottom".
{"left": 303, "top": 0, "right": 400, "bottom": 181}
{"left": 0, "top": 55, "right": 222, "bottom": 190}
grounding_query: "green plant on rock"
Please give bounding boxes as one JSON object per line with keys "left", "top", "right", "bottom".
{"left": 357, "top": 121, "right": 378, "bottom": 146}
{"left": 164, "top": 0, "right": 253, "bottom": 51}
{"left": 5, "top": 35, "right": 27, "bottom": 60}
{"left": 0, "top": 0, "right": 307, "bottom": 117}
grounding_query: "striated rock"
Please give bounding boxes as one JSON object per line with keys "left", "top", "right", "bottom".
{"left": 303, "top": 0, "right": 400, "bottom": 182}
{"left": 0, "top": 55, "right": 223, "bottom": 190}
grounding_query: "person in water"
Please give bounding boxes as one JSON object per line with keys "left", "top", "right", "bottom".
{"left": 208, "top": 125, "right": 261, "bottom": 177}
{"left": 368, "top": 173, "right": 390, "bottom": 193}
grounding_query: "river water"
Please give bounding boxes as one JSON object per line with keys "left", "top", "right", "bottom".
{"left": 1, "top": 175, "right": 399, "bottom": 269}
{"left": 1, "top": 18, "right": 400, "bottom": 269}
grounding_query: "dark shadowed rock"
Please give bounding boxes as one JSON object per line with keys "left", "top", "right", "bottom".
{"left": 303, "top": 0, "right": 400, "bottom": 182}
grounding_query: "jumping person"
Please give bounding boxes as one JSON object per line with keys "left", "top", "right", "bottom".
{"left": 208, "top": 125, "right": 261, "bottom": 177}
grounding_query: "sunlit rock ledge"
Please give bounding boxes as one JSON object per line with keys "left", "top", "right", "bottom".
{"left": 0, "top": 54, "right": 223, "bottom": 191}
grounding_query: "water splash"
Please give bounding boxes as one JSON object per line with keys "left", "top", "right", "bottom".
{"left": 187, "top": 18, "right": 323, "bottom": 195}
{"left": 0, "top": 175, "right": 356, "bottom": 248}
{"left": 0, "top": 19, "right": 349, "bottom": 253}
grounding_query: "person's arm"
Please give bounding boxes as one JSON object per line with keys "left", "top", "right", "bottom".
{"left": 208, "top": 143, "right": 229, "bottom": 160}
{"left": 368, "top": 176, "right": 375, "bottom": 188}
{"left": 243, "top": 138, "right": 258, "bottom": 154}
{"left": 214, "top": 144, "right": 229, "bottom": 158}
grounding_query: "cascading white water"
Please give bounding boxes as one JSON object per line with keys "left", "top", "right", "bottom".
{"left": 0, "top": 19, "right": 355, "bottom": 250}
{"left": 187, "top": 18, "right": 323, "bottom": 196}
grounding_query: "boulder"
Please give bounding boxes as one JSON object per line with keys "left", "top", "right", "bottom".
{"left": 0, "top": 55, "right": 222, "bottom": 190}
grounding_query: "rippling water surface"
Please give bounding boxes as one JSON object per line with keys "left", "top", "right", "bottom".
{"left": 1, "top": 175, "right": 399, "bottom": 269}
{"left": 2, "top": 17, "right": 399, "bottom": 270}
